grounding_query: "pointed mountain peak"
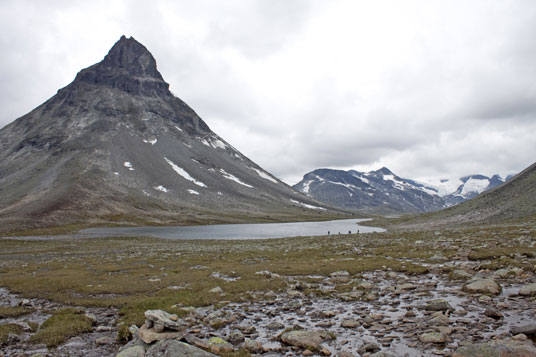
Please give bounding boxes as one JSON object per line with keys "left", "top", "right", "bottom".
{"left": 101, "top": 36, "right": 164, "bottom": 80}
{"left": 376, "top": 167, "right": 394, "bottom": 175}
{"left": 74, "top": 36, "right": 170, "bottom": 97}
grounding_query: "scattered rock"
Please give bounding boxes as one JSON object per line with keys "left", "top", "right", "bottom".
{"left": 450, "top": 270, "right": 473, "bottom": 280}
{"left": 519, "top": 283, "right": 536, "bottom": 296}
{"left": 243, "top": 338, "right": 263, "bottom": 353}
{"left": 280, "top": 330, "right": 333, "bottom": 351}
{"left": 419, "top": 332, "right": 447, "bottom": 344}
{"left": 341, "top": 319, "right": 360, "bottom": 328}
{"left": 209, "top": 287, "right": 224, "bottom": 294}
{"left": 453, "top": 339, "right": 536, "bottom": 356}
{"left": 483, "top": 308, "right": 503, "bottom": 319}
{"left": 428, "top": 312, "right": 450, "bottom": 326}
{"left": 426, "top": 299, "right": 454, "bottom": 311}
{"left": 228, "top": 329, "right": 245, "bottom": 344}
{"left": 95, "top": 336, "right": 115, "bottom": 345}
{"left": 145, "top": 339, "right": 216, "bottom": 356}
{"left": 511, "top": 324, "right": 536, "bottom": 336}
{"left": 137, "top": 323, "right": 184, "bottom": 344}
{"left": 321, "top": 346, "right": 332, "bottom": 356}
{"left": 462, "top": 279, "right": 501, "bottom": 295}
{"left": 116, "top": 345, "right": 146, "bottom": 357}
{"left": 144, "top": 310, "right": 187, "bottom": 331}
{"left": 357, "top": 342, "right": 380, "bottom": 354}
{"left": 207, "top": 336, "right": 233, "bottom": 354}
{"left": 330, "top": 270, "right": 350, "bottom": 277}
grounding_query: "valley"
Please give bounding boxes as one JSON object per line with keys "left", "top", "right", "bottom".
{"left": 0, "top": 34, "right": 534, "bottom": 357}
{"left": 0, "top": 222, "right": 535, "bottom": 356}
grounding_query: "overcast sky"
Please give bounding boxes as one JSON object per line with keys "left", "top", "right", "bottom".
{"left": 1, "top": 0, "right": 535, "bottom": 186}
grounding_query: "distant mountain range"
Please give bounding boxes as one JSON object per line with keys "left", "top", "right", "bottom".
{"left": 293, "top": 168, "right": 513, "bottom": 214}
{"left": 394, "top": 161, "right": 536, "bottom": 227}
{"left": 0, "top": 36, "right": 344, "bottom": 233}
{"left": 440, "top": 174, "right": 510, "bottom": 206}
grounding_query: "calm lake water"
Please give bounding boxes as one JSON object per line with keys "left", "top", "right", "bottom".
{"left": 79, "top": 219, "right": 384, "bottom": 240}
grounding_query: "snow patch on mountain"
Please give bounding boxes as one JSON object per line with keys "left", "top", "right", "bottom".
{"left": 460, "top": 177, "right": 490, "bottom": 196}
{"left": 251, "top": 167, "right": 278, "bottom": 183}
{"left": 220, "top": 169, "right": 253, "bottom": 188}
{"left": 290, "top": 199, "right": 326, "bottom": 210}
{"left": 143, "top": 138, "right": 157, "bottom": 145}
{"left": 164, "top": 157, "right": 207, "bottom": 188}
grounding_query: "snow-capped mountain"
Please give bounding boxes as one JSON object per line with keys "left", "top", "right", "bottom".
{"left": 293, "top": 167, "right": 445, "bottom": 214}
{"left": 439, "top": 174, "right": 508, "bottom": 206}
{"left": 293, "top": 168, "right": 514, "bottom": 214}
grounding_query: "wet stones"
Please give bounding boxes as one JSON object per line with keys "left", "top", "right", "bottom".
{"left": 425, "top": 299, "right": 454, "bottom": 312}
{"left": 357, "top": 342, "right": 380, "bottom": 354}
{"left": 341, "top": 319, "right": 360, "bottom": 328}
{"left": 511, "top": 324, "right": 536, "bottom": 336}
{"left": 483, "top": 308, "right": 503, "bottom": 319}
{"left": 243, "top": 338, "right": 263, "bottom": 353}
{"left": 462, "top": 279, "right": 501, "bottom": 295}
{"left": 145, "top": 339, "right": 216, "bottom": 357}
{"left": 280, "top": 329, "right": 333, "bottom": 351}
{"left": 519, "top": 282, "right": 536, "bottom": 296}
{"left": 452, "top": 339, "right": 536, "bottom": 356}
{"left": 419, "top": 332, "right": 448, "bottom": 344}
{"left": 228, "top": 329, "right": 245, "bottom": 344}
{"left": 449, "top": 270, "right": 473, "bottom": 280}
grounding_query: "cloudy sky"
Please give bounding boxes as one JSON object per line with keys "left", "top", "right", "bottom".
{"left": 1, "top": 0, "right": 535, "bottom": 186}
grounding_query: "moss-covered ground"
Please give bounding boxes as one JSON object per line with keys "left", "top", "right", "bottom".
{"left": 0, "top": 223, "right": 534, "bottom": 341}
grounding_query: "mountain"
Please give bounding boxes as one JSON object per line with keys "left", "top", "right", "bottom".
{"left": 293, "top": 167, "right": 445, "bottom": 214}
{"left": 433, "top": 174, "right": 508, "bottom": 206}
{"left": 395, "top": 161, "right": 536, "bottom": 228}
{"left": 0, "top": 36, "right": 342, "bottom": 233}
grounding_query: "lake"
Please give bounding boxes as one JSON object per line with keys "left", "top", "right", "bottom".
{"left": 79, "top": 218, "right": 384, "bottom": 240}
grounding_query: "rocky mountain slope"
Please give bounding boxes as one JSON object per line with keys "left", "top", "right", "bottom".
{"left": 0, "top": 36, "right": 344, "bottom": 232}
{"left": 293, "top": 167, "right": 445, "bottom": 214}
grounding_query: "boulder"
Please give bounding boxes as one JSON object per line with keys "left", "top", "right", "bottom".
{"left": 207, "top": 336, "right": 233, "bottom": 354}
{"left": 280, "top": 330, "right": 333, "bottom": 351}
{"left": 519, "top": 283, "right": 536, "bottom": 296}
{"left": 145, "top": 340, "right": 216, "bottom": 356}
{"left": 341, "top": 319, "right": 360, "bottom": 328}
{"left": 462, "top": 279, "right": 501, "bottom": 295}
{"left": 511, "top": 324, "right": 536, "bottom": 336}
{"left": 426, "top": 299, "right": 453, "bottom": 311}
{"left": 116, "top": 345, "right": 146, "bottom": 357}
{"left": 144, "top": 310, "right": 187, "bottom": 331}
{"left": 450, "top": 270, "right": 473, "bottom": 280}
{"left": 137, "top": 323, "right": 184, "bottom": 344}
{"left": 453, "top": 339, "right": 536, "bottom": 356}
{"left": 243, "top": 338, "right": 263, "bottom": 353}
{"left": 419, "top": 332, "right": 447, "bottom": 344}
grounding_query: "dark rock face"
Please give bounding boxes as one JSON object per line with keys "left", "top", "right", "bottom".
{"left": 0, "top": 36, "right": 337, "bottom": 232}
{"left": 75, "top": 36, "right": 170, "bottom": 97}
{"left": 293, "top": 167, "right": 445, "bottom": 214}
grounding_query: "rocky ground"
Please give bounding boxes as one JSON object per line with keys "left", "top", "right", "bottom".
{"left": 1, "top": 225, "right": 535, "bottom": 356}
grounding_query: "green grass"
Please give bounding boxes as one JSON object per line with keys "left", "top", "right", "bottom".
{"left": 29, "top": 308, "right": 93, "bottom": 347}
{"left": 0, "top": 223, "right": 534, "bottom": 342}
{"left": 0, "top": 323, "right": 24, "bottom": 345}
{"left": 0, "top": 306, "right": 34, "bottom": 318}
